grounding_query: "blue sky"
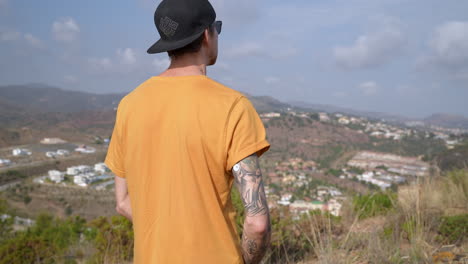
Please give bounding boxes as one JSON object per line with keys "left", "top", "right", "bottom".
{"left": 1, "top": 0, "right": 467, "bottom": 118}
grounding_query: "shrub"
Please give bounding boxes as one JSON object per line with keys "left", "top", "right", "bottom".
{"left": 353, "top": 192, "right": 396, "bottom": 219}
{"left": 0, "top": 213, "right": 87, "bottom": 263}
{"left": 437, "top": 214, "right": 468, "bottom": 244}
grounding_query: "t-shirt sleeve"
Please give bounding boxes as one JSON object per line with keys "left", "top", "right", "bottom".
{"left": 225, "top": 96, "right": 271, "bottom": 173}
{"left": 104, "top": 101, "right": 126, "bottom": 179}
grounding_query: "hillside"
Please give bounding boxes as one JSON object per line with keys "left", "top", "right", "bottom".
{"left": 0, "top": 84, "right": 293, "bottom": 147}
{"left": 424, "top": 113, "right": 468, "bottom": 129}
{"left": 291, "top": 100, "right": 468, "bottom": 129}
{"left": 0, "top": 84, "right": 124, "bottom": 113}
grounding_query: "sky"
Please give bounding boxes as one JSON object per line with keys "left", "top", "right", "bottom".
{"left": 1, "top": 0, "right": 467, "bottom": 119}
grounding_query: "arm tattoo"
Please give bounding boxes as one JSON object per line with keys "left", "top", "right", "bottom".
{"left": 241, "top": 215, "right": 271, "bottom": 264}
{"left": 232, "top": 154, "right": 268, "bottom": 217}
{"left": 233, "top": 154, "right": 271, "bottom": 263}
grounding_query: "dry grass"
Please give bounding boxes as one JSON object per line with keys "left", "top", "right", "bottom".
{"left": 264, "top": 169, "right": 468, "bottom": 264}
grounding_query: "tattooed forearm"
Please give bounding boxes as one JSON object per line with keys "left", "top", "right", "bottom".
{"left": 241, "top": 213, "right": 271, "bottom": 264}
{"left": 232, "top": 154, "right": 271, "bottom": 264}
{"left": 232, "top": 154, "right": 268, "bottom": 217}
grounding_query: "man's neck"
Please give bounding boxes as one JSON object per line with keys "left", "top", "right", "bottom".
{"left": 160, "top": 56, "right": 207, "bottom": 77}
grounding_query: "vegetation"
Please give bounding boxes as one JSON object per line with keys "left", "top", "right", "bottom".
{"left": 435, "top": 140, "right": 468, "bottom": 172}
{"left": 352, "top": 192, "right": 396, "bottom": 219}
{"left": 0, "top": 168, "right": 466, "bottom": 263}
{"left": 437, "top": 214, "right": 468, "bottom": 244}
{"left": 0, "top": 208, "right": 133, "bottom": 264}
{"left": 0, "top": 170, "right": 27, "bottom": 185}
{"left": 326, "top": 168, "right": 343, "bottom": 177}
{"left": 360, "top": 136, "right": 447, "bottom": 158}
{"left": 317, "top": 144, "right": 345, "bottom": 169}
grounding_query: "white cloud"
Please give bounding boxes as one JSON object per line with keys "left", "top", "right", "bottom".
{"left": 88, "top": 48, "right": 142, "bottom": 74}
{"left": 429, "top": 21, "right": 468, "bottom": 67}
{"left": 153, "top": 57, "right": 170, "bottom": 72}
{"left": 333, "top": 27, "right": 405, "bottom": 69}
{"left": 358, "top": 81, "right": 379, "bottom": 96}
{"left": 0, "top": 29, "right": 43, "bottom": 48}
{"left": 416, "top": 21, "right": 468, "bottom": 83}
{"left": 52, "top": 17, "right": 80, "bottom": 43}
{"left": 117, "top": 48, "right": 137, "bottom": 65}
{"left": 23, "top": 33, "right": 43, "bottom": 48}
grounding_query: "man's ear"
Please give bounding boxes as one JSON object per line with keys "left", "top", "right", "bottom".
{"left": 202, "top": 29, "right": 211, "bottom": 46}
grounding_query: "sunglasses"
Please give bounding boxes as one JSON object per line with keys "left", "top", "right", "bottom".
{"left": 212, "top": 20, "right": 222, "bottom": 35}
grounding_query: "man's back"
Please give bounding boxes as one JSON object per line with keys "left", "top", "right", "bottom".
{"left": 105, "top": 75, "right": 270, "bottom": 263}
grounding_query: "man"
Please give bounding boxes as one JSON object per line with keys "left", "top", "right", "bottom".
{"left": 105, "top": 0, "right": 271, "bottom": 263}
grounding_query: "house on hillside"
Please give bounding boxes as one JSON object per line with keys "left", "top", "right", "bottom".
{"left": 0, "top": 159, "right": 11, "bottom": 167}
{"left": 94, "top": 163, "right": 108, "bottom": 173}
{"left": 48, "top": 170, "right": 64, "bottom": 183}
{"left": 12, "top": 148, "right": 32, "bottom": 156}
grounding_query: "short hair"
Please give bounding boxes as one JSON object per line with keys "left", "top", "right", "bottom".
{"left": 167, "top": 24, "right": 215, "bottom": 60}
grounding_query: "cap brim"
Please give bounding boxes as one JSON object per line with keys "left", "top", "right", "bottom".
{"left": 147, "top": 30, "right": 206, "bottom": 54}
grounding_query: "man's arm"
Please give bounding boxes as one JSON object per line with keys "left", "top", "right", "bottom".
{"left": 232, "top": 154, "right": 271, "bottom": 264}
{"left": 114, "top": 176, "right": 132, "bottom": 222}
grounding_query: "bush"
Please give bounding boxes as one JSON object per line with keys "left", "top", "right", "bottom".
{"left": 437, "top": 214, "right": 468, "bottom": 244}
{"left": 353, "top": 192, "right": 396, "bottom": 219}
{"left": 87, "top": 216, "right": 134, "bottom": 263}
{"left": 445, "top": 169, "right": 468, "bottom": 200}
{"left": 23, "top": 196, "right": 31, "bottom": 205}
{"left": 0, "top": 213, "right": 87, "bottom": 263}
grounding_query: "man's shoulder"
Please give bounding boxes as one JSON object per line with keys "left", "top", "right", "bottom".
{"left": 203, "top": 77, "right": 246, "bottom": 99}
{"left": 115, "top": 76, "right": 249, "bottom": 111}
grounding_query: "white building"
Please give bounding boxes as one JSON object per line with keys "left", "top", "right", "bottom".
{"left": 75, "top": 146, "right": 96, "bottom": 154}
{"left": 73, "top": 172, "right": 112, "bottom": 187}
{"left": 260, "top": 112, "right": 281, "bottom": 118}
{"left": 33, "top": 176, "right": 47, "bottom": 184}
{"left": 357, "top": 171, "right": 392, "bottom": 190}
{"left": 338, "top": 117, "right": 350, "bottom": 124}
{"left": 289, "top": 200, "right": 325, "bottom": 217}
{"left": 0, "top": 159, "right": 11, "bottom": 166}
{"left": 12, "top": 148, "right": 32, "bottom": 156}
{"left": 48, "top": 170, "right": 64, "bottom": 183}
{"left": 67, "top": 165, "right": 92, "bottom": 176}
{"left": 74, "top": 175, "right": 89, "bottom": 187}
{"left": 327, "top": 199, "right": 342, "bottom": 216}
{"left": 45, "top": 151, "right": 56, "bottom": 158}
{"left": 319, "top": 112, "right": 330, "bottom": 122}
{"left": 94, "top": 162, "right": 108, "bottom": 173}
{"left": 56, "top": 149, "right": 70, "bottom": 156}
{"left": 40, "top": 138, "right": 66, "bottom": 144}
{"left": 278, "top": 193, "right": 293, "bottom": 206}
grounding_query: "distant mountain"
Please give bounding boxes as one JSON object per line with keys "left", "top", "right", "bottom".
{"left": 242, "top": 93, "right": 292, "bottom": 113}
{"left": 289, "top": 100, "right": 413, "bottom": 123}
{"left": 1, "top": 83, "right": 467, "bottom": 130}
{"left": 289, "top": 100, "right": 468, "bottom": 129}
{"left": 0, "top": 84, "right": 125, "bottom": 113}
{"left": 0, "top": 84, "right": 294, "bottom": 147}
{"left": 0, "top": 84, "right": 292, "bottom": 115}
{"left": 423, "top": 113, "right": 468, "bottom": 129}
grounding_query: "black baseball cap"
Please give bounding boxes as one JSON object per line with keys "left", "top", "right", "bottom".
{"left": 147, "top": 0, "right": 217, "bottom": 54}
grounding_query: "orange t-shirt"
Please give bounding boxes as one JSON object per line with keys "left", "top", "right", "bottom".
{"left": 104, "top": 75, "right": 270, "bottom": 264}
